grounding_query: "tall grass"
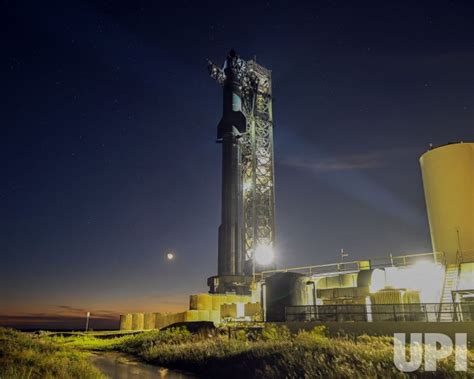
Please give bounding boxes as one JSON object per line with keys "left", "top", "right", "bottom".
{"left": 5, "top": 326, "right": 473, "bottom": 378}
{"left": 113, "top": 325, "right": 474, "bottom": 378}
{"left": 48, "top": 333, "right": 133, "bottom": 351}
{"left": 0, "top": 328, "right": 104, "bottom": 379}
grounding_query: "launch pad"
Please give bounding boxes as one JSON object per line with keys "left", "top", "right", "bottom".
{"left": 119, "top": 50, "right": 474, "bottom": 331}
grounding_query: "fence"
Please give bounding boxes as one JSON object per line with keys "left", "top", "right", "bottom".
{"left": 285, "top": 303, "right": 474, "bottom": 323}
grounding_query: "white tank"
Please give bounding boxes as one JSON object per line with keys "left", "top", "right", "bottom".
{"left": 420, "top": 142, "right": 474, "bottom": 264}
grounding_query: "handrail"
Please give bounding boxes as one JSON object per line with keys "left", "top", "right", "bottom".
{"left": 285, "top": 303, "right": 469, "bottom": 323}
{"left": 259, "top": 252, "right": 443, "bottom": 279}
{"left": 260, "top": 260, "right": 361, "bottom": 275}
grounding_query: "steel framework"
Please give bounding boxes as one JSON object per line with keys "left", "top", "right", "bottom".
{"left": 208, "top": 52, "right": 276, "bottom": 275}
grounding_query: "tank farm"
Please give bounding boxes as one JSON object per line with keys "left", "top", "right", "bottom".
{"left": 120, "top": 50, "right": 474, "bottom": 331}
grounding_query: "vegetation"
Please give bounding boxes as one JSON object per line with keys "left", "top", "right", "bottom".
{"left": 48, "top": 332, "right": 133, "bottom": 351}
{"left": 2, "top": 325, "right": 473, "bottom": 378}
{"left": 110, "top": 325, "right": 474, "bottom": 378}
{"left": 0, "top": 328, "right": 104, "bottom": 379}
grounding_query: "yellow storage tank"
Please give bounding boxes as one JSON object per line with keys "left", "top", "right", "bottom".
{"left": 184, "top": 310, "right": 200, "bottom": 322}
{"left": 209, "top": 310, "right": 220, "bottom": 324}
{"left": 237, "top": 295, "right": 252, "bottom": 304}
{"left": 358, "top": 260, "right": 371, "bottom": 270}
{"left": 244, "top": 302, "right": 261, "bottom": 317}
{"left": 172, "top": 312, "right": 185, "bottom": 324}
{"left": 154, "top": 313, "right": 167, "bottom": 329}
{"left": 420, "top": 142, "right": 474, "bottom": 264}
{"left": 131, "top": 313, "right": 144, "bottom": 330}
{"left": 189, "top": 295, "right": 198, "bottom": 310}
{"left": 119, "top": 313, "right": 132, "bottom": 330}
{"left": 143, "top": 312, "right": 156, "bottom": 330}
{"left": 189, "top": 294, "right": 213, "bottom": 311}
{"left": 221, "top": 303, "right": 237, "bottom": 318}
{"left": 371, "top": 289, "right": 403, "bottom": 305}
{"left": 316, "top": 273, "right": 357, "bottom": 289}
{"left": 403, "top": 290, "right": 421, "bottom": 304}
{"left": 198, "top": 310, "right": 210, "bottom": 321}
{"left": 211, "top": 294, "right": 226, "bottom": 311}
{"left": 225, "top": 294, "right": 238, "bottom": 304}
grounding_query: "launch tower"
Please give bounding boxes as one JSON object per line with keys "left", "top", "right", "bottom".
{"left": 207, "top": 50, "right": 276, "bottom": 294}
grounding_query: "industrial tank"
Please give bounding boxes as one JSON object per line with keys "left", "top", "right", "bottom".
{"left": 264, "top": 272, "right": 311, "bottom": 322}
{"left": 420, "top": 142, "right": 474, "bottom": 264}
{"left": 131, "top": 313, "right": 144, "bottom": 330}
{"left": 119, "top": 313, "right": 132, "bottom": 330}
{"left": 144, "top": 313, "right": 156, "bottom": 330}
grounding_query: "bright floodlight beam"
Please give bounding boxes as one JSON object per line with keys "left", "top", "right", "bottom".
{"left": 255, "top": 244, "right": 274, "bottom": 266}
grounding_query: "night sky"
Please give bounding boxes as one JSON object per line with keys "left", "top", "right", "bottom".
{"left": 2, "top": 0, "right": 473, "bottom": 329}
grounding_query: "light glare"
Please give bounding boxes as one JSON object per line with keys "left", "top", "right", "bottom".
{"left": 376, "top": 261, "right": 444, "bottom": 302}
{"left": 255, "top": 244, "right": 274, "bottom": 265}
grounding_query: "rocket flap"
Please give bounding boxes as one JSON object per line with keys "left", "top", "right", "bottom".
{"left": 217, "top": 110, "right": 247, "bottom": 139}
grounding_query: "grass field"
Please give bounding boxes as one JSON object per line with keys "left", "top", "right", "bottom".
{"left": 0, "top": 328, "right": 104, "bottom": 378}
{"left": 110, "top": 326, "right": 474, "bottom": 378}
{"left": 2, "top": 325, "right": 473, "bottom": 378}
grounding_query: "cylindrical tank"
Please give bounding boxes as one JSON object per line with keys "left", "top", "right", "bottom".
{"left": 211, "top": 294, "right": 226, "bottom": 311}
{"left": 420, "top": 142, "right": 474, "bottom": 264}
{"left": 119, "top": 313, "right": 132, "bottom": 330}
{"left": 315, "top": 273, "right": 359, "bottom": 290}
{"left": 265, "top": 272, "right": 310, "bottom": 322}
{"left": 154, "top": 313, "right": 166, "bottom": 329}
{"left": 144, "top": 312, "right": 156, "bottom": 330}
{"left": 131, "top": 313, "right": 144, "bottom": 330}
{"left": 357, "top": 268, "right": 386, "bottom": 292}
{"left": 189, "top": 294, "right": 213, "bottom": 311}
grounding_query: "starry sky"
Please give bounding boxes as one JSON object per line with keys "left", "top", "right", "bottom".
{"left": 1, "top": 0, "right": 473, "bottom": 329}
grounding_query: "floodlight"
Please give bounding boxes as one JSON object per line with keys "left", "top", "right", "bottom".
{"left": 255, "top": 244, "right": 274, "bottom": 265}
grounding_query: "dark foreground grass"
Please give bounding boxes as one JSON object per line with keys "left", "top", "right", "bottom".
{"left": 50, "top": 325, "right": 474, "bottom": 378}
{"left": 7, "top": 325, "right": 474, "bottom": 379}
{"left": 115, "top": 326, "right": 474, "bottom": 378}
{"left": 0, "top": 328, "right": 104, "bottom": 379}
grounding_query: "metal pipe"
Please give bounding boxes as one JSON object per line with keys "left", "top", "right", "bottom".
{"left": 260, "top": 282, "right": 266, "bottom": 322}
{"left": 306, "top": 281, "right": 317, "bottom": 320}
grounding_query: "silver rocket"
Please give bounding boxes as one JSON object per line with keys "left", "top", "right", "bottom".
{"left": 207, "top": 49, "right": 276, "bottom": 294}
{"left": 216, "top": 50, "right": 246, "bottom": 277}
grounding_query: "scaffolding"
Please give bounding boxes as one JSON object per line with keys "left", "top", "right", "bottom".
{"left": 208, "top": 53, "right": 276, "bottom": 275}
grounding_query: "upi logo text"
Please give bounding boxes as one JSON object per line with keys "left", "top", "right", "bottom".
{"left": 394, "top": 333, "right": 467, "bottom": 372}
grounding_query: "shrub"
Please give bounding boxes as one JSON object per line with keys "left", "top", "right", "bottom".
{"left": 295, "top": 325, "right": 328, "bottom": 345}
{"left": 119, "top": 327, "right": 194, "bottom": 355}
{"left": 233, "top": 329, "right": 248, "bottom": 342}
{"left": 260, "top": 324, "right": 291, "bottom": 341}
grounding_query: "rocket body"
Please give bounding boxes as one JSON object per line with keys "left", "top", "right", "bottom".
{"left": 217, "top": 51, "right": 246, "bottom": 277}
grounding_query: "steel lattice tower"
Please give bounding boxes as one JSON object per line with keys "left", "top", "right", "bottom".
{"left": 207, "top": 50, "right": 275, "bottom": 293}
